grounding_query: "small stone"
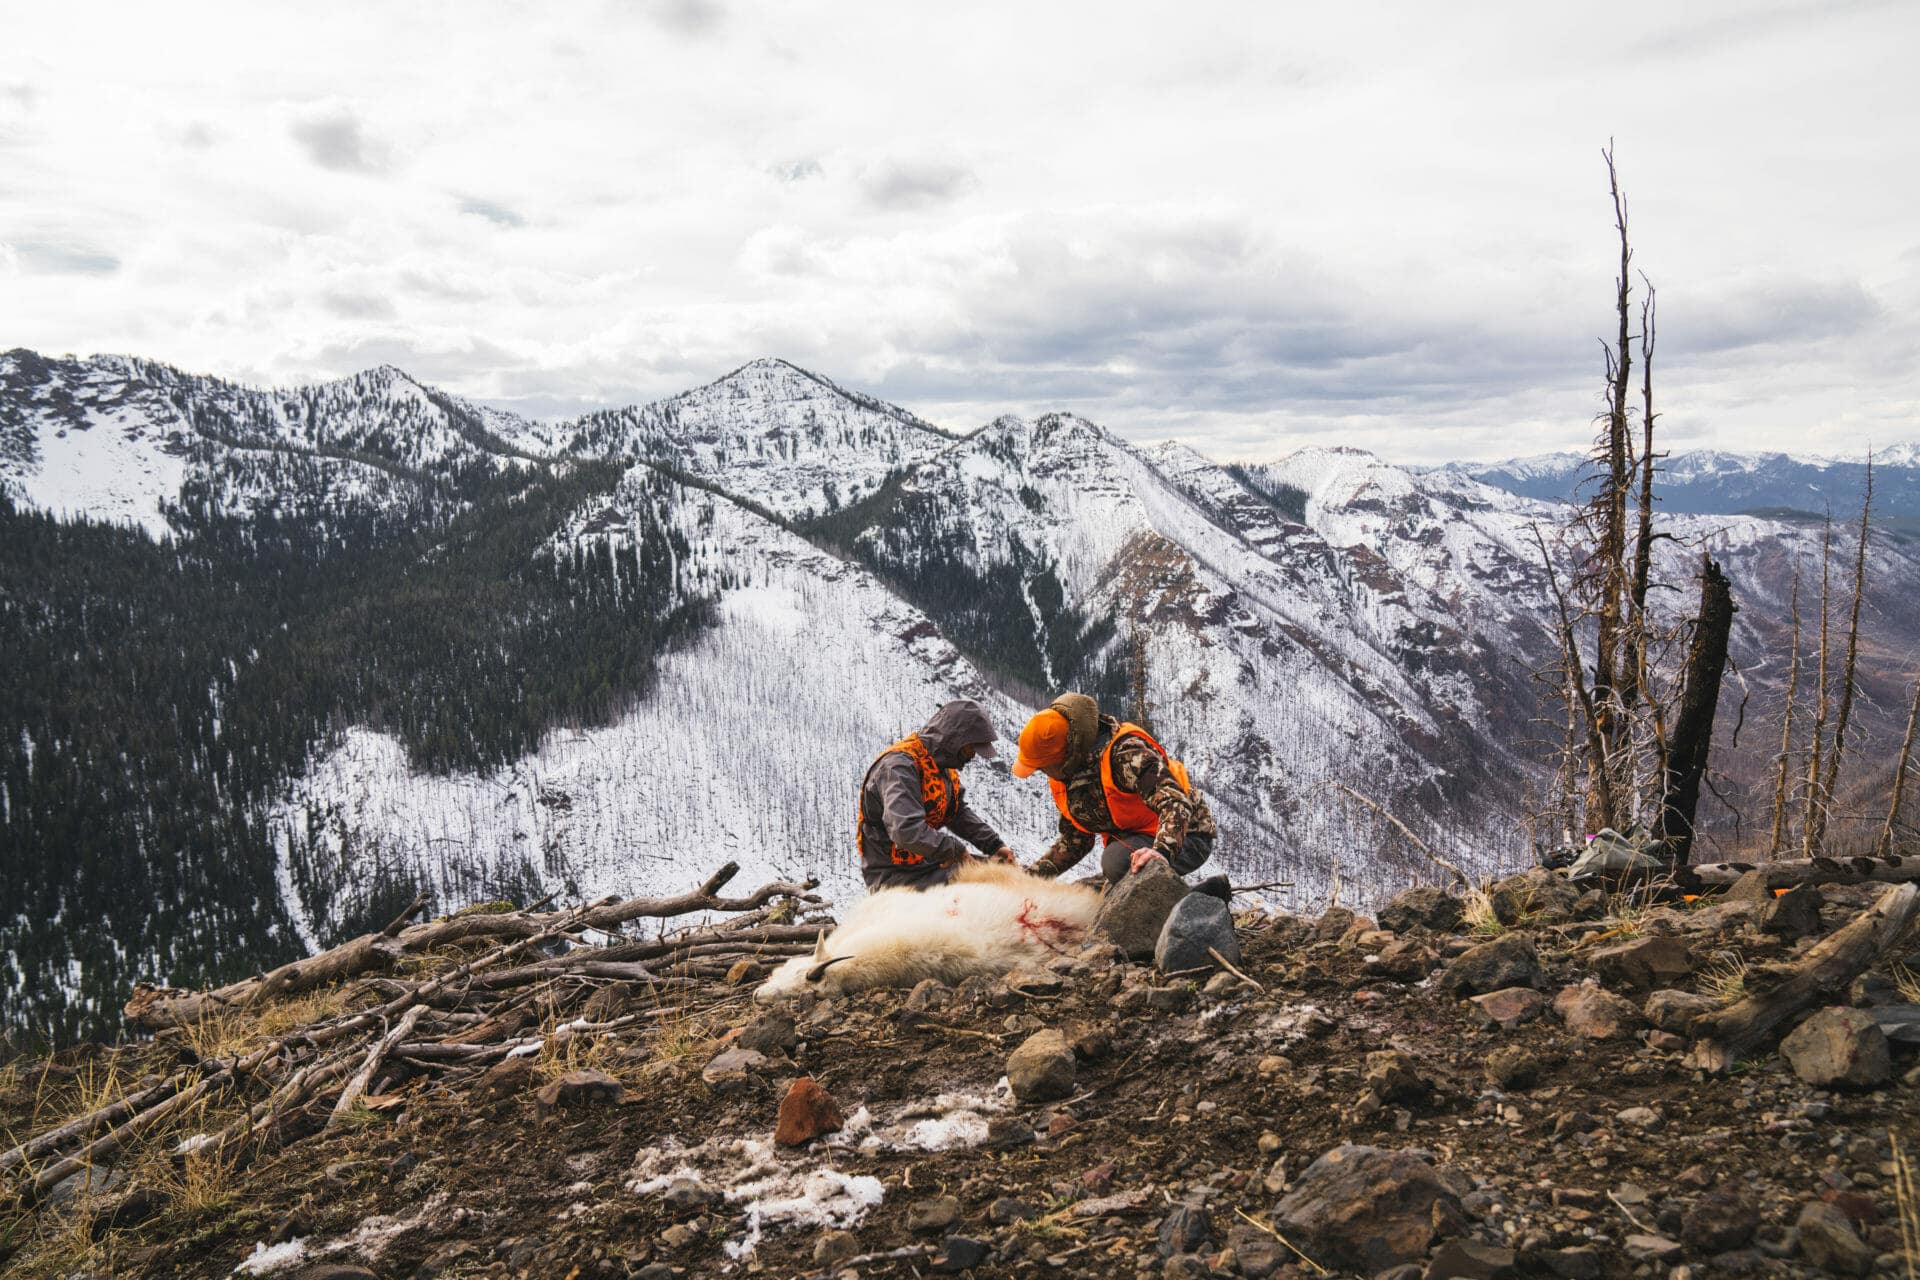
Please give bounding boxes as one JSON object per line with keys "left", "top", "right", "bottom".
{"left": 1271, "top": 1144, "right": 1464, "bottom": 1271}
{"left": 1203, "top": 970, "right": 1240, "bottom": 995}
{"left": 983, "top": 1116, "right": 1035, "bottom": 1150}
{"left": 1681, "top": 1189, "right": 1758, "bottom": 1252}
{"left": 532, "top": 1068, "right": 623, "bottom": 1118}
{"left": 988, "top": 1197, "right": 1038, "bottom": 1225}
{"left": 1146, "top": 985, "right": 1195, "bottom": 1013}
{"left": 1796, "top": 1200, "right": 1875, "bottom": 1275}
{"left": 1615, "top": 1105, "right": 1662, "bottom": 1130}
{"left": 1363, "top": 1050, "right": 1428, "bottom": 1104}
{"left": 904, "top": 978, "right": 950, "bottom": 1010}
{"left": 1468, "top": 987, "right": 1547, "bottom": 1030}
{"left": 1156, "top": 892, "right": 1240, "bottom": 974}
{"left": 1539, "top": 1247, "right": 1604, "bottom": 1279}
{"left": 1643, "top": 989, "right": 1717, "bottom": 1034}
{"left": 1623, "top": 1234, "right": 1683, "bottom": 1263}
{"left": 1484, "top": 1045, "right": 1538, "bottom": 1090}
{"left": 1553, "top": 981, "right": 1643, "bottom": 1040}
{"left": 1425, "top": 1238, "right": 1516, "bottom": 1278}
{"left": 700, "top": 1047, "right": 769, "bottom": 1090}
{"left": 774, "top": 1076, "right": 844, "bottom": 1146}
{"left": 1257, "top": 1130, "right": 1283, "bottom": 1155}
{"left": 1645, "top": 1030, "right": 1686, "bottom": 1052}
{"left": 813, "top": 1231, "right": 858, "bottom": 1266}
{"left": 1760, "top": 883, "right": 1824, "bottom": 939}
{"left": 934, "top": 1237, "right": 990, "bottom": 1271}
{"left": 1080, "top": 1161, "right": 1117, "bottom": 1193}
{"left": 474, "top": 1055, "right": 541, "bottom": 1105}
{"left": 1262, "top": 1155, "right": 1289, "bottom": 1194}
{"left": 1157, "top": 1203, "right": 1211, "bottom": 1257}
{"left": 907, "top": 1194, "right": 961, "bottom": 1234}
{"left": 1046, "top": 1111, "right": 1077, "bottom": 1138}
{"left": 1780, "top": 1007, "right": 1891, "bottom": 1089}
{"left": 1003, "top": 969, "right": 1065, "bottom": 996}
{"left": 736, "top": 1011, "right": 798, "bottom": 1056}
{"left": 1440, "top": 933, "right": 1543, "bottom": 996}
{"left": 1365, "top": 937, "right": 1439, "bottom": 982}
{"left": 1007, "top": 1029, "right": 1076, "bottom": 1103}
{"left": 662, "top": 1177, "right": 715, "bottom": 1214}
{"left": 660, "top": 1223, "right": 698, "bottom": 1250}
{"left": 724, "top": 958, "right": 761, "bottom": 985}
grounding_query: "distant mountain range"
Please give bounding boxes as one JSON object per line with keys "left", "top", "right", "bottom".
{"left": 4, "top": 347, "right": 1917, "bottom": 1041}
{"left": 1437, "top": 445, "right": 1919, "bottom": 523}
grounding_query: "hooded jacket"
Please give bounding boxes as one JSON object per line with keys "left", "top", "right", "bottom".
{"left": 1031, "top": 696, "right": 1216, "bottom": 876}
{"left": 857, "top": 700, "right": 1006, "bottom": 881}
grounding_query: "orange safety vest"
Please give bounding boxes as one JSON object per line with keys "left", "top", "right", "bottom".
{"left": 1048, "top": 722, "right": 1192, "bottom": 838}
{"left": 857, "top": 734, "right": 961, "bottom": 866}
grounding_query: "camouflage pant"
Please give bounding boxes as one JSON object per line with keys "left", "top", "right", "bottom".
{"left": 1099, "top": 830, "right": 1214, "bottom": 885}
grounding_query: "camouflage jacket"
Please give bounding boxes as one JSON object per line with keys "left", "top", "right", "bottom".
{"left": 1033, "top": 717, "right": 1215, "bottom": 874}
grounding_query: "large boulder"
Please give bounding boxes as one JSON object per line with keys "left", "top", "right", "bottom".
{"left": 1486, "top": 868, "right": 1583, "bottom": 924}
{"left": 1439, "top": 933, "right": 1542, "bottom": 996}
{"left": 1006, "top": 1029, "right": 1076, "bottom": 1103}
{"left": 1155, "top": 892, "right": 1239, "bottom": 974}
{"left": 1271, "top": 1144, "right": 1465, "bottom": 1272}
{"left": 1377, "top": 885, "right": 1464, "bottom": 934}
{"left": 1094, "top": 862, "right": 1189, "bottom": 960}
{"left": 1780, "top": 1007, "right": 1890, "bottom": 1089}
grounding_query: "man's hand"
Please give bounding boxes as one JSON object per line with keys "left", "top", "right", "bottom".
{"left": 1027, "top": 857, "right": 1061, "bottom": 878}
{"left": 991, "top": 846, "right": 1018, "bottom": 864}
{"left": 1128, "top": 847, "right": 1170, "bottom": 876}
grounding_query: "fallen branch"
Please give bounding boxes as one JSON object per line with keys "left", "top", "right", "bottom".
{"left": 330, "top": 1005, "right": 426, "bottom": 1126}
{"left": 1208, "top": 947, "right": 1266, "bottom": 992}
{"left": 1688, "top": 882, "right": 1919, "bottom": 1073}
{"left": 1332, "top": 782, "right": 1470, "bottom": 892}
{"left": 1686, "top": 855, "right": 1920, "bottom": 891}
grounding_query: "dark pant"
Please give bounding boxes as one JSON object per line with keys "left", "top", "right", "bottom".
{"left": 1100, "top": 831, "right": 1215, "bottom": 885}
{"left": 862, "top": 860, "right": 962, "bottom": 892}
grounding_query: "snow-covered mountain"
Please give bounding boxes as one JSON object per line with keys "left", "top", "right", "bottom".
{"left": 1441, "top": 445, "right": 1920, "bottom": 519}
{"left": 6, "top": 347, "right": 1920, "bottom": 1040}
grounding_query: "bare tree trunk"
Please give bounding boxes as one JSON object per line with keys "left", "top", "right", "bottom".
{"left": 1820, "top": 455, "right": 1873, "bottom": 845}
{"left": 1803, "top": 514, "right": 1834, "bottom": 854}
{"left": 1535, "top": 524, "right": 1616, "bottom": 828}
{"left": 1882, "top": 673, "right": 1920, "bottom": 856}
{"left": 1769, "top": 567, "right": 1802, "bottom": 853}
{"left": 1655, "top": 555, "right": 1736, "bottom": 866}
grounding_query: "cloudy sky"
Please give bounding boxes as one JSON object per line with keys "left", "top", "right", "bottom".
{"left": 4, "top": 1, "right": 1917, "bottom": 462}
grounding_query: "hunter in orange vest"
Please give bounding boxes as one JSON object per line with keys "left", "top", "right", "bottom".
{"left": 857, "top": 699, "right": 1018, "bottom": 891}
{"left": 1014, "top": 693, "right": 1221, "bottom": 888}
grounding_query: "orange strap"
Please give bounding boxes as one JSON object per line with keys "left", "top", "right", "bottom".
{"left": 856, "top": 734, "right": 961, "bottom": 866}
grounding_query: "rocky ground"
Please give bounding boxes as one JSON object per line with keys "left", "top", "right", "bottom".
{"left": 3, "top": 866, "right": 1919, "bottom": 1280}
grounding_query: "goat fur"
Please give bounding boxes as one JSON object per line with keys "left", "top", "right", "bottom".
{"left": 755, "top": 861, "right": 1102, "bottom": 1003}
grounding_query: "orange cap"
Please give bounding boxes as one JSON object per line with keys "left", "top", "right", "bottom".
{"left": 1012, "top": 710, "right": 1070, "bottom": 778}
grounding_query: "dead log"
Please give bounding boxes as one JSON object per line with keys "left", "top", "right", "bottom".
{"left": 329, "top": 1005, "right": 425, "bottom": 1126}
{"left": 1687, "top": 882, "right": 1918, "bottom": 1073}
{"left": 1686, "top": 855, "right": 1920, "bottom": 890}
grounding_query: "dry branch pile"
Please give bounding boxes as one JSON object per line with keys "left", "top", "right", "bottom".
{"left": 2, "top": 863, "right": 823, "bottom": 1208}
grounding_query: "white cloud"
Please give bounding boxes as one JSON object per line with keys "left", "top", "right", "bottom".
{"left": 2, "top": 0, "right": 1918, "bottom": 463}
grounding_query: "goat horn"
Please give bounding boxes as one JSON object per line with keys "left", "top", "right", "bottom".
{"left": 805, "top": 956, "right": 855, "bottom": 983}
{"left": 812, "top": 932, "right": 829, "bottom": 962}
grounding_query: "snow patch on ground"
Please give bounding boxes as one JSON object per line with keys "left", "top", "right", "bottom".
{"left": 827, "top": 1079, "right": 1017, "bottom": 1153}
{"left": 629, "top": 1135, "right": 884, "bottom": 1258}
{"left": 233, "top": 1239, "right": 308, "bottom": 1275}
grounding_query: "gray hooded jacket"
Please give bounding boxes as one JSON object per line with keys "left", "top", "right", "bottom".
{"left": 858, "top": 700, "right": 1006, "bottom": 884}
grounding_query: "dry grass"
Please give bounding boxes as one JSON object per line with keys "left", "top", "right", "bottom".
{"left": 179, "top": 1008, "right": 257, "bottom": 1063}
{"left": 1891, "top": 961, "right": 1920, "bottom": 1006}
{"left": 1894, "top": 1129, "right": 1918, "bottom": 1280}
{"left": 254, "top": 984, "right": 353, "bottom": 1039}
{"left": 1461, "top": 889, "right": 1504, "bottom": 937}
{"left": 1698, "top": 956, "right": 1749, "bottom": 1005}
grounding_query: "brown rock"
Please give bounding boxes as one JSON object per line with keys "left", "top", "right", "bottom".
{"left": 474, "top": 1055, "right": 541, "bottom": 1105}
{"left": 1643, "top": 988, "right": 1717, "bottom": 1034}
{"left": 1588, "top": 936, "right": 1693, "bottom": 990}
{"left": 1007, "top": 1029, "right": 1076, "bottom": 1103}
{"left": 1796, "top": 1200, "right": 1875, "bottom": 1275}
{"left": 1760, "top": 883, "right": 1824, "bottom": 939}
{"left": 1781, "top": 1007, "right": 1890, "bottom": 1089}
{"left": 1271, "top": 1144, "right": 1464, "bottom": 1272}
{"left": 1486, "top": 867, "right": 1582, "bottom": 924}
{"left": 1468, "top": 987, "right": 1547, "bottom": 1031}
{"left": 1681, "top": 1189, "right": 1757, "bottom": 1252}
{"left": 1364, "top": 937, "right": 1439, "bottom": 982}
{"left": 1377, "top": 885, "right": 1464, "bottom": 934}
{"left": 581, "top": 981, "right": 642, "bottom": 1022}
{"left": 1440, "top": 933, "right": 1543, "bottom": 996}
{"left": 700, "top": 1046, "right": 769, "bottom": 1089}
{"left": 533, "top": 1068, "right": 624, "bottom": 1118}
{"left": 1484, "top": 1046, "right": 1538, "bottom": 1091}
{"left": 773, "top": 1076, "right": 844, "bottom": 1147}
{"left": 724, "top": 958, "right": 761, "bottom": 985}
{"left": 1363, "top": 1050, "right": 1428, "bottom": 1104}
{"left": 1552, "top": 981, "right": 1642, "bottom": 1040}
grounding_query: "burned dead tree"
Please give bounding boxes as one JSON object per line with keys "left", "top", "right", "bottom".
{"left": 1882, "top": 673, "right": 1920, "bottom": 856}
{"left": 1653, "top": 555, "right": 1735, "bottom": 866}
{"left": 1814, "top": 455, "right": 1874, "bottom": 853}
{"left": 1768, "top": 567, "right": 1802, "bottom": 853}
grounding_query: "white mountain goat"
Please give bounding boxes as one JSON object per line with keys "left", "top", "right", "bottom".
{"left": 755, "top": 861, "right": 1103, "bottom": 1003}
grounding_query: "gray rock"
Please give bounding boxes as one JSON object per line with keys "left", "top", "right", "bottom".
{"left": 813, "top": 1231, "right": 858, "bottom": 1266}
{"left": 699, "top": 1047, "right": 768, "bottom": 1090}
{"left": 1796, "top": 1200, "right": 1875, "bottom": 1275}
{"left": 1377, "top": 885, "right": 1464, "bottom": 934}
{"left": 1363, "top": 1050, "right": 1428, "bottom": 1104}
{"left": 1644, "top": 988, "right": 1718, "bottom": 1034}
{"left": 1487, "top": 867, "right": 1583, "bottom": 924}
{"left": 1588, "top": 936, "right": 1693, "bottom": 990}
{"left": 1271, "top": 1144, "right": 1464, "bottom": 1272}
{"left": 907, "top": 1194, "right": 961, "bottom": 1234}
{"left": 1552, "top": 981, "right": 1642, "bottom": 1040}
{"left": 1156, "top": 1203, "right": 1211, "bottom": 1256}
{"left": 934, "top": 1236, "right": 989, "bottom": 1271}
{"left": 1538, "top": 1247, "right": 1605, "bottom": 1279}
{"left": 1094, "top": 861, "right": 1190, "bottom": 959}
{"left": 1440, "top": 933, "right": 1543, "bottom": 996}
{"left": 1228, "top": 1222, "right": 1286, "bottom": 1278}
{"left": 1364, "top": 937, "right": 1439, "bottom": 982}
{"left": 1156, "top": 892, "right": 1239, "bottom": 974}
{"left": 1006, "top": 1029, "right": 1076, "bottom": 1103}
{"left": 735, "top": 1010, "right": 797, "bottom": 1056}
{"left": 1781, "top": 1007, "right": 1891, "bottom": 1089}
{"left": 1761, "top": 883, "right": 1824, "bottom": 939}
{"left": 1623, "top": 1233, "right": 1683, "bottom": 1263}
{"left": 1426, "top": 1238, "right": 1516, "bottom": 1278}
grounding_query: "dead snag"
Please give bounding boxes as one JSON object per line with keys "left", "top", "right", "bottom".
{"left": 1769, "top": 566, "right": 1803, "bottom": 853}
{"left": 1653, "top": 555, "right": 1735, "bottom": 866}
{"left": 1804, "top": 513, "right": 1835, "bottom": 854}
{"left": 1882, "top": 673, "right": 1920, "bottom": 856}
{"left": 1687, "top": 882, "right": 1918, "bottom": 1073}
{"left": 1820, "top": 453, "right": 1874, "bottom": 841}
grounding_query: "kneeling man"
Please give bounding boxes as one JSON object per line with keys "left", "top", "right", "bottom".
{"left": 858, "top": 699, "right": 1017, "bottom": 891}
